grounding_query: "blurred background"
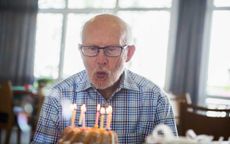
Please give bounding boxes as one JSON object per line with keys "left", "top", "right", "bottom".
{"left": 0, "top": 0, "right": 230, "bottom": 143}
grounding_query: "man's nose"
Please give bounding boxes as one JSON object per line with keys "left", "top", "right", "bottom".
{"left": 96, "top": 49, "right": 108, "bottom": 66}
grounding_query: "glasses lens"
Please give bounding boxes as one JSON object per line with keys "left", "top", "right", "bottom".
{"left": 105, "top": 46, "right": 122, "bottom": 56}
{"left": 82, "top": 46, "right": 98, "bottom": 56}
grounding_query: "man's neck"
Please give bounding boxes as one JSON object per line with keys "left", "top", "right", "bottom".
{"left": 97, "top": 79, "right": 121, "bottom": 100}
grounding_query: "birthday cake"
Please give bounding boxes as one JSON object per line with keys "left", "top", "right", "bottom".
{"left": 59, "top": 104, "right": 119, "bottom": 144}
{"left": 58, "top": 126, "right": 118, "bottom": 144}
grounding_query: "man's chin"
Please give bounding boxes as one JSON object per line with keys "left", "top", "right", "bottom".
{"left": 93, "top": 84, "right": 109, "bottom": 90}
{"left": 92, "top": 81, "right": 111, "bottom": 90}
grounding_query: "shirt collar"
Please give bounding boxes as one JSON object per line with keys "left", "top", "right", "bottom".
{"left": 119, "top": 69, "right": 139, "bottom": 91}
{"left": 75, "top": 71, "right": 92, "bottom": 92}
{"left": 75, "top": 69, "right": 140, "bottom": 92}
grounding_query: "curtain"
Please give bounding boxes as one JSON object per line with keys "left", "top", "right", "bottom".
{"left": 166, "top": 0, "right": 207, "bottom": 104}
{"left": 0, "top": 0, "right": 38, "bottom": 85}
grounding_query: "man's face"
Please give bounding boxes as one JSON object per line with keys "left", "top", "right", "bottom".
{"left": 81, "top": 20, "right": 128, "bottom": 90}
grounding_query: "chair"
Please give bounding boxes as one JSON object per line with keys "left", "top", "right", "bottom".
{"left": 179, "top": 102, "right": 230, "bottom": 140}
{"left": 0, "top": 81, "right": 21, "bottom": 144}
{"left": 169, "top": 93, "right": 191, "bottom": 125}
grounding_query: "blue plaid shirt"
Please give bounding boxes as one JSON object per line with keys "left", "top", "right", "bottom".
{"left": 32, "top": 70, "right": 177, "bottom": 144}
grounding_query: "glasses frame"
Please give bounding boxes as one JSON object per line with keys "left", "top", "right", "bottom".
{"left": 79, "top": 44, "right": 128, "bottom": 57}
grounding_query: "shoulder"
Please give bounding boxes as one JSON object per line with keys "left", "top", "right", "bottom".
{"left": 126, "top": 70, "right": 169, "bottom": 101}
{"left": 46, "top": 70, "right": 87, "bottom": 100}
{"left": 52, "top": 70, "right": 87, "bottom": 90}
{"left": 126, "top": 70, "right": 161, "bottom": 92}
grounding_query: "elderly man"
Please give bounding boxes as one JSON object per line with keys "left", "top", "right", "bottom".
{"left": 32, "top": 14, "right": 177, "bottom": 144}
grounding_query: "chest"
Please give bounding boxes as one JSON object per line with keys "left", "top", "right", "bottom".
{"left": 61, "top": 89, "right": 158, "bottom": 143}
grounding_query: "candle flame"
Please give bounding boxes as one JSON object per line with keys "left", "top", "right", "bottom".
{"left": 81, "top": 104, "right": 86, "bottom": 112}
{"left": 100, "top": 107, "right": 105, "bottom": 114}
{"left": 97, "top": 104, "right": 101, "bottom": 111}
{"left": 106, "top": 105, "right": 112, "bottom": 114}
{"left": 72, "top": 104, "right": 77, "bottom": 110}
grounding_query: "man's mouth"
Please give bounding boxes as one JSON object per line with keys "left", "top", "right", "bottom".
{"left": 95, "top": 71, "right": 108, "bottom": 79}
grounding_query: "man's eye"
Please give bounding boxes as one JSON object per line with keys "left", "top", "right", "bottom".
{"left": 107, "top": 47, "right": 117, "bottom": 52}
{"left": 87, "top": 47, "right": 98, "bottom": 51}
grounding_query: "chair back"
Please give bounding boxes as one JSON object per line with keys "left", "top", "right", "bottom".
{"left": 169, "top": 93, "right": 191, "bottom": 125}
{"left": 179, "top": 102, "right": 230, "bottom": 140}
{"left": 0, "top": 81, "right": 14, "bottom": 129}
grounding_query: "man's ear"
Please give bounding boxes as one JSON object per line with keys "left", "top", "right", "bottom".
{"left": 126, "top": 45, "right": 135, "bottom": 62}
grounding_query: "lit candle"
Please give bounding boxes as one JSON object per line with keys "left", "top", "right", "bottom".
{"left": 94, "top": 104, "right": 101, "bottom": 127}
{"left": 100, "top": 107, "right": 105, "bottom": 129}
{"left": 78, "top": 104, "right": 86, "bottom": 127}
{"left": 71, "top": 104, "right": 77, "bottom": 127}
{"left": 106, "top": 105, "right": 112, "bottom": 130}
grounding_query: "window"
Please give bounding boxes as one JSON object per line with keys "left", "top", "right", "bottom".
{"left": 205, "top": 0, "right": 230, "bottom": 99}
{"left": 34, "top": 14, "right": 63, "bottom": 79}
{"left": 34, "top": 0, "right": 176, "bottom": 87}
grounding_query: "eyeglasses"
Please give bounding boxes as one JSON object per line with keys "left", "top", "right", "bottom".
{"left": 79, "top": 44, "right": 128, "bottom": 57}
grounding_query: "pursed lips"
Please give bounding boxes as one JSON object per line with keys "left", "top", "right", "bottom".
{"left": 95, "top": 71, "right": 108, "bottom": 79}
